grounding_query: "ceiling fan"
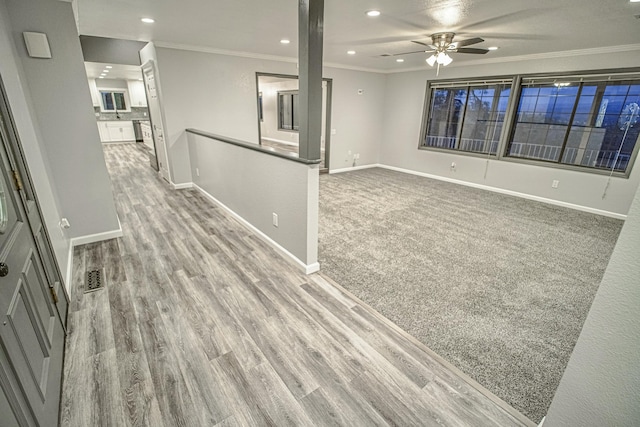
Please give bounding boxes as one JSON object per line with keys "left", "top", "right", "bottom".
{"left": 383, "top": 32, "right": 489, "bottom": 74}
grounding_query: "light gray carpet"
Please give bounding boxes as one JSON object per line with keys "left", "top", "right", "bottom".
{"left": 318, "top": 168, "right": 623, "bottom": 423}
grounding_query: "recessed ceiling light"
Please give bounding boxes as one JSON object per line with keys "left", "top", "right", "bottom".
{"left": 488, "top": 46, "right": 499, "bottom": 51}
{"left": 103, "top": 70, "right": 109, "bottom": 73}
{"left": 366, "top": 10, "right": 381, "bottom": 17}
{"left": 141, "top": 18, "right": 155, "bottom": 23}
{"left": 98, "top": 76, "right": 105, "bottom": 79}
{"left": 280, "top": 39, "right": 290, "bottom": 44}
{"left": 347, "top": 50, "right": 356, "bottom": 55}
{"left": 138, "top": 78, "right": 143, "bottom": 81}
{"left": 631, "top": 0, "right": 640, "bottom": 3}
{"left": 105, "top": 65, "right": 113, "bottom": 69}
{"left": 396, "top": 58, "right": 404, "bottom": 63}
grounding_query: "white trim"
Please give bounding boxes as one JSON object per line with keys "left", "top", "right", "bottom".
{"left": 192, "top": 183, "right": 319, "bottom": 274}
{"left": 153, "top": 41, "right": 385, "bottom": 74}
{"left": 69, "top": 222, "right": 123, "bottom": 247}
{"left": 65, "top": 241, "right": 73, "bottom": 295}
{"left": 329, "top": 163, "right": 381, "bottom": 174}
{"left": 64, "top": 217, "right": 124, "bottom": 297}
{"left": 378, "top": 165, "right": 627, "bottom": 220}
{"left": 261, "top": 137, "right": 298, "bottom": 147}
{"left": 155, "top": 40, "right": 640, "bottom": 75}
{"left": 171, "top": 182, "right": 194, "bottom": 190}
{"left": 538, "top": 416, "right": 546, "bottom": 427}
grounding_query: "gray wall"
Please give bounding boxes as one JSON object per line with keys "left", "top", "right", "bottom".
{"left": 0, "top": 0, "right": 70, "bottom": 283}
{"left": 80, "top": 35, "right": 147, "bottom": 66}
{"left": 544, "top": 162, "right": 640, "bottom": 426}
{"left": 380, "top": 53, "right": 640, "bottom": 216}
{"left": 188, "top": 132, "right": 319, "bottom": 268}
{"left": 6, "top": 0, "right": 120, "bottom": 239}
{"left": 143, "top": 44, "right": 386, "bottom": 184}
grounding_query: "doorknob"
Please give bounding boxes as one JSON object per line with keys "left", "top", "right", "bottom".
{"left": 0, "top": 262, "right": 8, "bottom": 277}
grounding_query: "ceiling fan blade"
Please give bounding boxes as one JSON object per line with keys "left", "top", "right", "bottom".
{"left": 411, "top": 40, "right": 437, "bottom": 49}
{"left": 379, "top": 49, "right": 432, "bottom": 57}
{"left": 454, "top": 37, "right": 485, "bottom": 48}
{"left": 455, "top": 47, "right": 489, "bottom": 54}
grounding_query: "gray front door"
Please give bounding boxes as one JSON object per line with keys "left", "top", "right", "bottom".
{"left": 0, "top": 102, "right": 65, "bottom": 425}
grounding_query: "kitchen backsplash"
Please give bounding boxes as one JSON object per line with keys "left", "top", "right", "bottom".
{"left": 94, "top": 106, "right": 150, "bottom": 121}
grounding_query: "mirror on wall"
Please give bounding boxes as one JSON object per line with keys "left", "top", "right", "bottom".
{"left": 256, "top": 73, "right": 330, "bottom": 170}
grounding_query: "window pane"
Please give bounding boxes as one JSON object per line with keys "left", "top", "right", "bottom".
{"left": 114, "top": 92, "right": 127, "bottom": 110}
{"left": 292, "top": 93, "right": 299, "bottom": 131}
{"left": 101, "top": 92, "right": 114, "bottom": 110}
{"left": 459, "top": 85, "right": 511, "bottom": 154}
{"left": 279, "top": 93, "right": 292, "bottom": 130}
{"left": 507, "top": 83, "right": 579, "bottom": 163}
{"left": 424, "top": 88, "right": 467, "bottom": 149}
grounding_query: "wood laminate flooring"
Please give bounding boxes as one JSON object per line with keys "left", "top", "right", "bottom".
{"left": 60, "top": 142, "right": 533, "bottom": 426}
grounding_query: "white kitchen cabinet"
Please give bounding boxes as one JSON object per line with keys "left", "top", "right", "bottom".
{"left": 127, "top": 80, "right": 148, "bottom": 107}
{"left": 98, "top": 121, "right": 135, "bottom": 142}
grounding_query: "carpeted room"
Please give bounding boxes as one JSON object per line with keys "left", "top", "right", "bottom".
{"left": 318, "top": 167, "right": 623, "bottom": 423}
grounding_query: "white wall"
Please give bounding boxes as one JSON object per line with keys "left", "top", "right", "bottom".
{"left": 259, "top": 79, "right": 300, "bottom": 145}
{"left": 380, "top": 53, "right": 640, "bottom": 216}
{"left": 6, "top": 0, "right": 121, "bottom": 242}
{"left": 188, "top": 131, "right": 319, "bottom": 270}
{"left": 544, "top": 163, "right": 640, "bottom": 426}
{"left": 145, "top": 45, "right": 386, "bottom": 184}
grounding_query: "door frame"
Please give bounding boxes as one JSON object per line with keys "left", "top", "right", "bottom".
{"left": 141, "top": 59, "right": 172, "bottom": 183}
{"left": 255, "top": 72, "right": 332, "bottom": 170}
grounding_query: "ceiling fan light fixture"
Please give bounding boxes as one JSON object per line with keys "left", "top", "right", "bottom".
{"left": 426, "top": 54, "right": 437, "bottom": 66}
{"left": 441, "top": 53, "right": 453, "bottom": 66}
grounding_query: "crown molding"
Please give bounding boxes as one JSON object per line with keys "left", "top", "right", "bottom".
{"left": 153, "top": 41, "right": 385, "bottom": 74}
{"left": 385, "top": 43, "right": 640, "bottom": 74}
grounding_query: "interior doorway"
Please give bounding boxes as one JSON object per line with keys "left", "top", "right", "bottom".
{"left": 256, "top": 73, "right": 332, "bottom": 171}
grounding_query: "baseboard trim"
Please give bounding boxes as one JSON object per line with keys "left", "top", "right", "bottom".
{"left": 329, "top": 163, "right": 381, "bottom": 174}
{"left": 171, "top": 182, "right": 194, "bottom": 190}
{"left": 64, "top": 217, "right": 124, "bottom": 295}
{"left": 192, "top": 183, "right": 319, "bottom": 275}
{"left": 70, "top": 227, "right": 123, "bottom": 247}
{"left": 378, "top": 164, "right": 627, "bottom": 220}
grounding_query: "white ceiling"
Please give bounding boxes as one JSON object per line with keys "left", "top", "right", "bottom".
{"left": 75, "top": 0, "right": 640, "bottom": 72}
{"left": 84, "top": 61, "right": 143, "bottom": 80}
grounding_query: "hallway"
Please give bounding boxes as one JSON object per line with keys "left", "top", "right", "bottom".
{"left": 60, "top": 142, "right": 532, "bottom": 426}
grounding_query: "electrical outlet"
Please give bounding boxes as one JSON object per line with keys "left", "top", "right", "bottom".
{"left": 331, "top": 129, "right": 337, "bottom": 135}
{"left": 272, "top": 212, "right": 278, "bottom": 227}
{"left": 552, "top": 180, "right": 559, "bottom": 189}
{"left": 451, "top": 162, "right": 457, "bottom": 170}
{"left": 196, "top": 168, "right": 200, "bottom": 177}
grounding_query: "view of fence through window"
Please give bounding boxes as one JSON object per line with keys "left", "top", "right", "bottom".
{"left": 423, "top": 83, "right": 512, "bottom": 155}
{"left": 508, "top": 80, "right": 640, "bottom": 172}
{"left": 420, "top": 74, "right": 640, "bottom": 174}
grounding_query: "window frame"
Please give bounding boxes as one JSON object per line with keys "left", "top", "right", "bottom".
{"left": 98, "top": 89, "right": 131, "bottom": 113}
{"left": 418, "top": 77, "right": 517, "bottom": 160}
{"left": 277, "top": 90, "right": 299, "bottom": 132}
{"left": 418, "top": 69, "right": 640, "bottom": 178}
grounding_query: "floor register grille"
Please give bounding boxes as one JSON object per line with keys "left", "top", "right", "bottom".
{"left": 84, "top": 269, "right": 105, "bottom": 293}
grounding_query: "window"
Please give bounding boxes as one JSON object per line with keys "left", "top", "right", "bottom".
{"left": 507, "top": 77, "right": 640, "bottom": 172}
{"left": 419, "top": 71, "right": 640, "bottom": 175}
{"left": 99, "top": 90, "right": 128, "bottom": 112}
{"left": 278, "top": 90, "right": 299, "bottom": 131}
{"left": 422, "top": 80, "right": 512, "bottom": 155}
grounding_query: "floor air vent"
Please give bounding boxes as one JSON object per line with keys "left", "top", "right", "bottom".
{"left": 84, "top": 269, "right": 105, "bottom": 293}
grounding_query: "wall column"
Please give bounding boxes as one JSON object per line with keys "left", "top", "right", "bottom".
{"left": 297, "top": 0, "right": 323, "bottom": 161}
